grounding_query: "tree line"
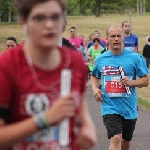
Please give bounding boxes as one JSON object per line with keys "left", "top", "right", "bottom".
{"left": 0, "top": 0, "right": 149, "bottom": 22}
{"left": 66, "top": 0, "right": 149, "bottom": 16}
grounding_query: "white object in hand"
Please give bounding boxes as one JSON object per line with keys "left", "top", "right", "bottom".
{"left": 59, "top": 69, "right": 71, "bottom": 147}
{"left": 118, "top": 66, "right": 131, "bottom": 95}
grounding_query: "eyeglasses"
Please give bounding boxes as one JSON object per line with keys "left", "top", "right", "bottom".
{"left": 124, "top": 26, "right": 130, "bottom": 27}
{"left": 70, "top": 30, "right": 76, "bottom": 33}
{"left": 29, "top": 13, "right": 63, "bottom": 23}
{"left": 110, "top": 34, "right": 123, "bottom": 38}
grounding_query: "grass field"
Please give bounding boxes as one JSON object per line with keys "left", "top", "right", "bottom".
{"left": 0, "top": 14, "right": 150, "bottom": 51}
{"left": 0, "top": 14, "right": 150, "bottom": 108}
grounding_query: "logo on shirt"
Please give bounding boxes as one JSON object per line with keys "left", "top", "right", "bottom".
{"left": 25, "top": 93, "right": 50, "bottom": 115}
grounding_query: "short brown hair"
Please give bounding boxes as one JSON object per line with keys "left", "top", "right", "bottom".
{"left": 93, "top": 38, "right": 100, "bottom": 43}
{"left": 15, "top": 0, "right": 66, "bottom": 20}
{"left": 5, "top": 37, "right": 17, "bottom": 44}
{"left": 122, "top": 21, "right": 130, "bottom": 27}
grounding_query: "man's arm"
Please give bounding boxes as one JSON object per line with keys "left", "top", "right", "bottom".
{"left": 121, "top": 75, "right": 149, "bottom": 88}
{"left": 91, "top": 75, "right": 103, "bottom": 102}
{"left": 134, "top": 75, "right": 149, "bottom": 87}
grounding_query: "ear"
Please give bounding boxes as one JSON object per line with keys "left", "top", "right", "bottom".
{"left": 106, "top": 37, "right": 108, "bottom": 41}
{"left": 106, "top": 38, "right": 109, "bottom": 45}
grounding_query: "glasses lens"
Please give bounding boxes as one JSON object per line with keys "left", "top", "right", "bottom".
{"left": 32, "top": 15, "right": 46, "bottom": 22}
{"left": 51, "top": 13, "right": 61, "bottom": 22}
{"left": 30, "top": 13, "right": 62, "bottom": 23}
{"left": 70, "top": 30, "right": 75, "bottom": 33}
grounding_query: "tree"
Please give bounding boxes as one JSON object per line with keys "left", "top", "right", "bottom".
{"left": 65, "top": 0, "right": 149, "bottom": 17}
{"left": 93, "top": 0, "right": 102, "bottom": 17}
{"left": 66, "top": 0, "right": 78, "bottom": 15}
{"left": 0, "top": 0, "right": 16, "bottom": 22}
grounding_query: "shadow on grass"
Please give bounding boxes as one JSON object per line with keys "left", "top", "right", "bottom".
{"left": 138, "top": 97, "right": 150, "bottom": 110}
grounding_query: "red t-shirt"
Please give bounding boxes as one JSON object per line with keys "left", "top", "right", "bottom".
{"left": 0, "top": 45, "right": 87, "bottom": 150}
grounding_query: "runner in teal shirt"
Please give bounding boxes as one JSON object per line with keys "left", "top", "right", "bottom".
{"left": 91, "top": 25, "right": 149, "bottom": 150}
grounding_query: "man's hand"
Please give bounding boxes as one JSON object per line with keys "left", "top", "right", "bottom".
{"left": 93, "top": 87, "right": 103, "bottom": 103}
{"left": 121, "top": 77, "right": 133, "bottom": 87}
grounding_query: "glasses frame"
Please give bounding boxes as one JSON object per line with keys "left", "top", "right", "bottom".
{"left": 70, "top": 30, "right": 76, "bottom": 33}
{"left": 28, "top": 13, "right": 63, "bottom": 24}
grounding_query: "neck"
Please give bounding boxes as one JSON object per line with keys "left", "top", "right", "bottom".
{"left": 94, "top": 45, "right": 99, "bottom": 49}
{"left": 71, "top": 35, "right": 75, "bottom": 39}
{"left": 123, "top": 31, "right": 130, "bottom": 37}
{"left": 110, "top": 46, "right": 124, "bottom": 55}
{"left": 24, "top": 42, "right": 61, "bottom": 70}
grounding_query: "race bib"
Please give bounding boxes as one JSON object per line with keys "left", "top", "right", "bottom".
{"left": 105, "top": 76, "right": 127, "bottom": 97}
{"left": 13, "top": 127, "right": 71, "bottom": 150}
{"left": 102, "top": 66, "right": 131, "bottom": 97}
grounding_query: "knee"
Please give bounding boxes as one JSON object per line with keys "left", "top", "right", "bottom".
{"left": 122, "top": 139, "right": 130, "bottom": 147}
{"left": 111, "top": 134, "right": 122, "bottom": 144}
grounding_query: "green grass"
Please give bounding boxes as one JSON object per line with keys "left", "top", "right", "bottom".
{"left": 1, "top": 14, "right": 150, "bottom": 51}
{"left": 138, "top": 97, "right": 150, "bottom": 110}
{"left": 0, "top": 14, "right": 150, "bottom": 109}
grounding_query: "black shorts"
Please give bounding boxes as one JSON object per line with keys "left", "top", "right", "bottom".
{"left": 103, "top": 114, "right": 137, "bottom": 141}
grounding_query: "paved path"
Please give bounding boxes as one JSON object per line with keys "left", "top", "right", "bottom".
{"left": 85, "top": 85, "right": 150, "bottom": 150}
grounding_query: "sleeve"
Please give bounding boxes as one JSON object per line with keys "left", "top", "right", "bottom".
{"left": 135, "top": 54, "right": 149, "bottom": 77}
{"left": 0, "top": 106, "right": 8, "bottom": 120}
{"left": 0, "top": 65, "right": 13, "bottom": 120}
{"left": 87, "top": 42, "right": 91, "bottom": 49}
{"left": 0, "top": 66, "right": 13, "bottom": 108}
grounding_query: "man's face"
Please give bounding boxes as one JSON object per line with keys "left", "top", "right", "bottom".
{"left": 122, "top": 22, "right": 130, "bottom": 34}
{"left": 107, "top": 26, "right": 124, "bottom": 51}
{"left": 70, "top": 28, "right": 76, "bottom": 36}
{"left": 93, "top": 40, "right": 99, "bottom": 46}
{"left": 5, "top": 40, "right": 16, "bottom": 49}
{"left": 94, "top": 33, "right": 100, "bottom": 39}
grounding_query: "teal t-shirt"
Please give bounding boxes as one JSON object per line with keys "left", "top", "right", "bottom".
{"left": 91, "top": 49, "right": 148, "bottom": 119}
